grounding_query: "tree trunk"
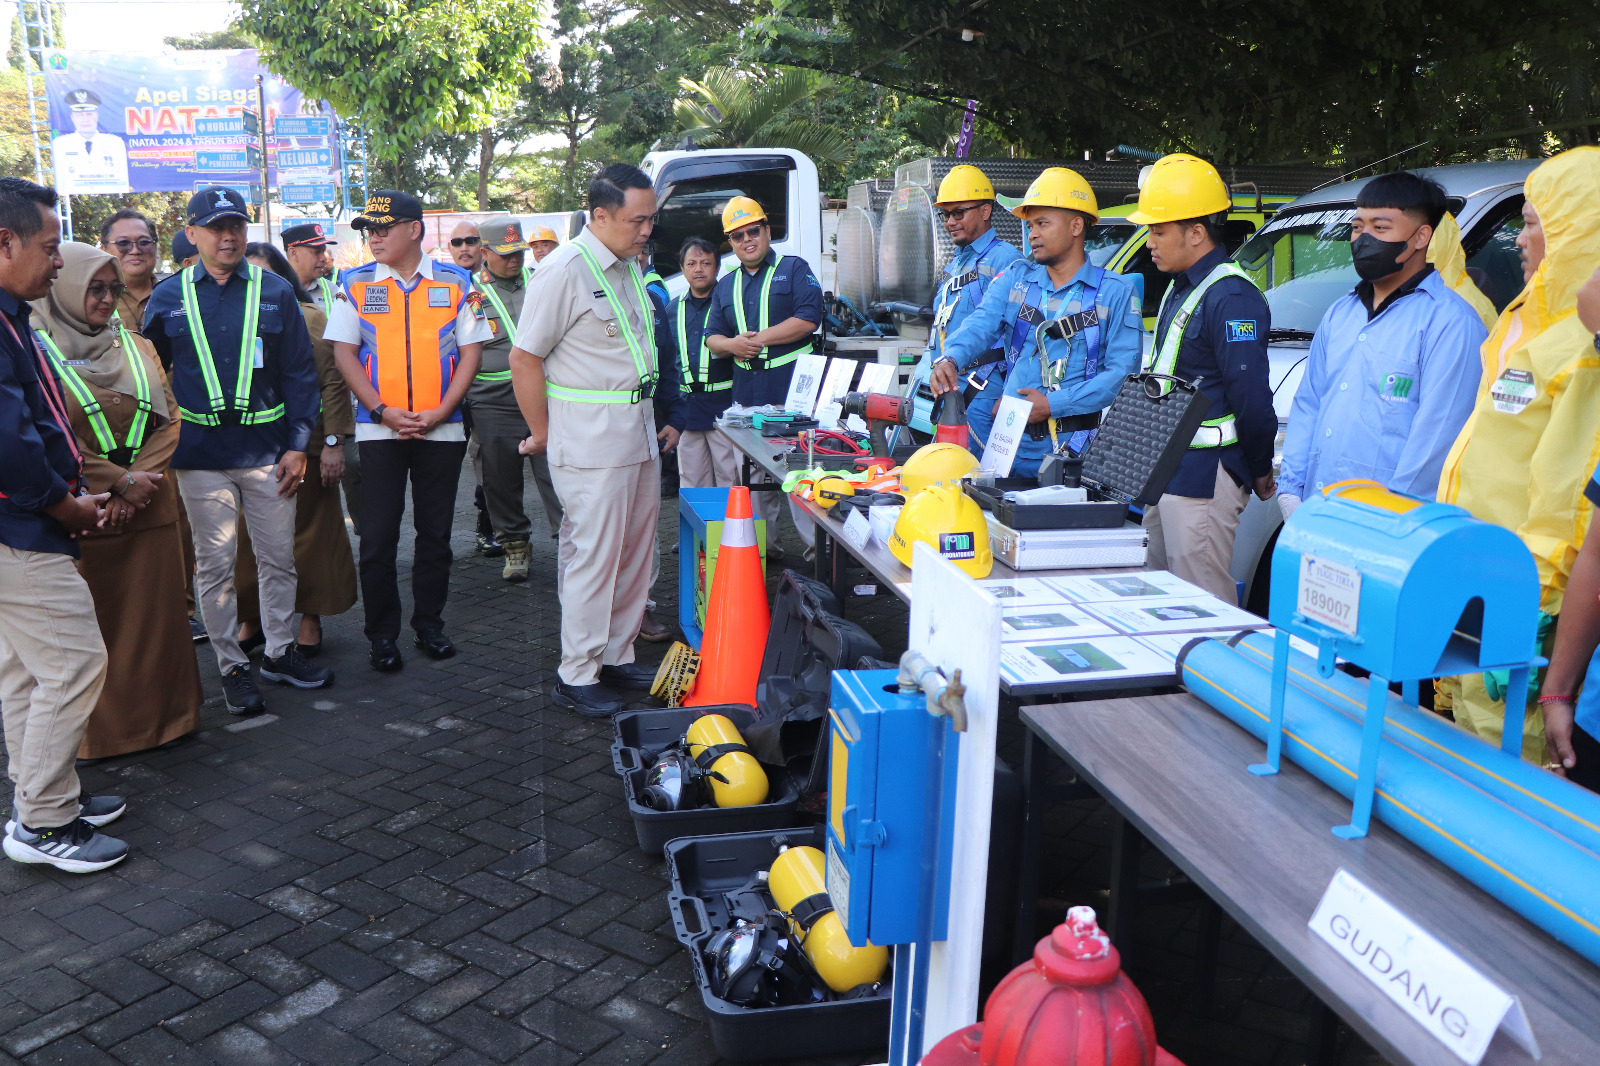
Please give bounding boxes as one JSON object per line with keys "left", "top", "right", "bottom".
{"left": 564, "top": 125, "right": 581, "bottom": 209}
{"left": 477, "top": 127, "right": 493, "bottom": 211}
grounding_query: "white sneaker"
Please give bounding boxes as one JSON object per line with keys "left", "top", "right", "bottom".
{"left": 4, "top": 818, "right": 128, "bottom": 873}
{"left": 6, "top": 792, "right": 124, "bottom": 837}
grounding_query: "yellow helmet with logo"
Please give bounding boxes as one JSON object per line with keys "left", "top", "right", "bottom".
{"left": 529, "top": 225, "right": 559, "bottom": 243}
{"left": 899, "top": 442, "right": 980, "bottom": 497}
{"left": 721, "top": 196, "right": 767, "bottom": 233}
{"left": 935, "top": 164, "right": 995, "bottom": 206}
{"left": 888, "top": 484, "right": 993, "bottom": 578}
{"left": 1127, "top": 153, "right": 1231, "bottom": 225}
{"left": 1011, "top": 167, "right": 1099, "bottom": 223}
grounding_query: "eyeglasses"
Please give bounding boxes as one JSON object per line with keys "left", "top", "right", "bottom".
{"left": 940, "top": 206, "right": 980, "bottom": 222}
{"left": 86, "top": 282, "right": 126, "bottom": 302}
{"left": 450, "top": 236, "right": 481, "bottom": 248}
{"left": 728, "top": 224, "right": 765, "bottom": 243}
{"left": 109, "top": 238, "right": 156, "bottom": 254}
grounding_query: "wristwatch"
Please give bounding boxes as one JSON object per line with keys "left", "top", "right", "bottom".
{"left": 371, "top": 403, "right": 388, "bottom": 424}
{"left": 325, "top": 434, "right": 341, "bottom": 448}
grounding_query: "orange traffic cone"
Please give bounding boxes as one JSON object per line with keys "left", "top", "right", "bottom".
{"left": 685, "top": 486, "right": 770, "bottom": 706}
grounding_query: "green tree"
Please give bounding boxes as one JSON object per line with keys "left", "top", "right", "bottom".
{"left": 672, "top": 66, "right": 852, "bottom": 164}
{"left": 163, "top": 28, "right": 256, "bottom": 50}
{"left": 236, "top": 0, "right": 545, "bottom": 185}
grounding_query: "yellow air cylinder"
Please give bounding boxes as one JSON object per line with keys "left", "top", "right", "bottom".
{"left": 684, "top": 714, "right": 769, "bottom": 808}
{"left": 768, "top": 845, "right": 889, "bottom": 993}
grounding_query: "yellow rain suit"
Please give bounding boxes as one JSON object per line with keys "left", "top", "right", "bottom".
{"left": 1427, "top": 212, "right": 1497, "bottom": 333}
{"left": 1436, "top": 146, "right": 1600, "bottom": 762}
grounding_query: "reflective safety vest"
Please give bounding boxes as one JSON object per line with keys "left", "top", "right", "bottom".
{"left": 36, "top": 323, "right": 153, "bottom": 462}
{"left": 345, "top": 261, "right": 472, "bottom": 421}
{"left": 732, "top": 257, "right": 812, "bottom": 371}
{"left": 1144, "top": 262, "right": 1255, "bottom": 449}
{"left": 676, "top": 296, "right": 728, "bottom": 394}
{"left": 473, "top": 277, "right": 516, "bottom": 384}
{"left": 316, "top": 275, "right": 336, "bottom": 311}
{"left": 177, "top": 264, "right": 284, "bottom": 427}
{"left": 545, "top": 243, "right": 657, "bottom": 405}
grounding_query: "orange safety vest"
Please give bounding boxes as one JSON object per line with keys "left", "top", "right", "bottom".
{"left": 344, "top": 260, "right": 475, "bottom": 421}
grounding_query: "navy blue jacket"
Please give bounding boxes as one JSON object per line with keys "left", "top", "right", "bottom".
{"left": 1155, "top": 247, "right": 1277, "bottom": 497}
{"left": 144, "top": 264, "right": 320, "bottom": 470}
{"left": 704, "top": 252, "right": 823, "bottom": 407}
{"left": 0, "top": 288, "right": 83, "bottom": 556}
{"left": 661, "top": 291, "right": 733, "bottom": 432}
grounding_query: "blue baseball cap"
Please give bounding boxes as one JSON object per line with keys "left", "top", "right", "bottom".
{"left": 187, "top": 186, "right": 251, "bottom": 227}
{"left": 171, "top": 230, "right": 197, "bottom": 261}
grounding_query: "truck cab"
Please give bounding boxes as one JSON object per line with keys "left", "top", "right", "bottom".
{"left": 639, "top": 148, "right": 825, "bottom": 300}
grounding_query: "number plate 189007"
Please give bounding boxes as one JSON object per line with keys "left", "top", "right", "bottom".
{"left": 1297, "top": 554, "right": 1361, "bottom": 636}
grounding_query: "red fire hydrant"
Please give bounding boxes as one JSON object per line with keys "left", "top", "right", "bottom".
{"left": 921, "top": 906, "right": 1186, "bottom": 1066}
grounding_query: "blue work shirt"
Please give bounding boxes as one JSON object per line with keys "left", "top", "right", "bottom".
{"left": 646, "top": 281, "right": 683, "bottom": 439}
{"left": 908, "top": 230, "right": 1023, "bottom": 424}
{"left": 0, "top": 287, "right": 83, "bottom": 556}
{"left": 1154, "top": 247, "right": 1276, "bottom": 498}
{"left": 1575, "top": 465, "right": 1600, "bottom": 738}
{"left": 940, "top": 258, "right": 1143, "bottom": 476}
{"left": 1278, "top": 267, "right": 1486, "bottom": 502}
{"left": 145, "top": 264, "right": 320, "bottom": 471}
{"left": 662, "top": 290, "right": 732, "bottom": 433}
{"left": 703, "top": 252, "right": 823, "bottom": 407}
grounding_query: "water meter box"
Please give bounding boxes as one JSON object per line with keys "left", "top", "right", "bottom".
{"left": 610, "top": 705, "right": 808, "bottom": 855}
{"left": 825, "top": 669, "right": 960, "bottom": 947}
{"left": 664, "top": 825, "right": 893, "bottom": 1061}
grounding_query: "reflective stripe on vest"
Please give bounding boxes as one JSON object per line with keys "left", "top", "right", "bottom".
{"left": 1145, "top": 262, "right": 1254, "bottom": 445}
{"left": 545, "top": 243, "right": 657, "bottom": 405}
{"left": 177, "top": 265, "right": 283, "bottom": 426}
{"left": 732, "top": 258, "right": 811, "bottom": 370}
{"left": 36, "top": 326, "right": 152, "bottom": 455}
{"left": 474, "top": 279, "right": 516, "bottom": 383}
{"left": 677, "top": 298, "right": 728, "bottom": 393}
{"left": 317, "top": 276, "right": 335, "bottom": 310}
{"left": 350, "top": 269, "right": 466, "bottom": 414}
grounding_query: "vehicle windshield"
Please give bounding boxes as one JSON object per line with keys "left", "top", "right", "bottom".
{"left": 1086, "top": 220, "right": 1136, "bottom": 267}
{"left": 1233, "top": 207, "right": 1357, "bottom": 336}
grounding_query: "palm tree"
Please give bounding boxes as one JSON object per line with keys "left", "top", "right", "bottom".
{"left": 672, "top": 67, "right": 852, "bottom": 164}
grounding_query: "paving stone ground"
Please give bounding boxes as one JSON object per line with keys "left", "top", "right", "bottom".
{"left": 0, "top": 466, "right": 1384, "bottom": 1066}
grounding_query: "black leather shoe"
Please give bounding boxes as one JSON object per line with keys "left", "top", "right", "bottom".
{"left": 599, "top": 662, "right": 657, "bottom": 691}
{"left": 414, "top": 630, "right": 456, "bottom": 660}
{"left": 552, "top": 680, "right": 626, "bottom": 718}
{"left": 369, "top": 638, "right": 403, "bottom": 672}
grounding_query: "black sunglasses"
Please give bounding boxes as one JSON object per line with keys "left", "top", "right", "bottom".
{"left": 450, "top": 236, "right": 482, "bottom": 248}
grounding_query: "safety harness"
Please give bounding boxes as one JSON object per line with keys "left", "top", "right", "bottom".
{"left": 677, "top": 296, "right": 729, "bottom": 393}
{"left": 473, "top": 277, "right": 516, "bottom": 383}
{"left": 35, "top": 323, "right": 153, "bottom": 465}
{"left": 177, "top": 264, "right": 283, "bottom": 427}
{"left": 732, "top": 256, "right": 812, "bottom": 371}
{"left": 934, "top": 237, "right": 1010, "bottom": 391}
{"left": 546, "top": 243, "right": 657, "bottom": 405}
{"left": 1144, "top": 262, "right": 1255, "bottom": 449}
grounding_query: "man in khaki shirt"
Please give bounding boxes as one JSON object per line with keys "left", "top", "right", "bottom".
{"left": 510, "top": 163, "right": 665, "bottom": 717}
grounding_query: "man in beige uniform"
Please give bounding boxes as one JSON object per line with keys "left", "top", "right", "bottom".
{"left": 510, "top": 163, "right": 660, "bottom": 717}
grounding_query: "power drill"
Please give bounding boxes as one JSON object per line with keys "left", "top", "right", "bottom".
{"left": 841, "top": 391, "right": 913, "bottom": 457}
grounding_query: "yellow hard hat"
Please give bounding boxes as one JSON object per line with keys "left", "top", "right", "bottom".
{"left": 813, "top": 476, "right": 858, "bottom": 510}
{"left": 935, "top": 164, "right": 995, "bottom": 206}
{"left": 1011, "top": 167, "right": 1099, "bottom": 223}
{"left": 888, "top": 484, "right": 994, "bottom": 578}
{"left": 529, "top": 226, "right": 559, "bottom": 243}
{"left": 898, "top": 442, "right": 980, "bottom": 496}
{"left": 721, "top": 196, "right": 767, "bottom": 233}
{"left": 1127, "top": 153, "right": 1231, "bottom": 225}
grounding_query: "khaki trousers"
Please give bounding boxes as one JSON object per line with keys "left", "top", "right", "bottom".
{"left": 1142, "top": 463, "right": 1249, "bottom": 604}
{"left": 677, "top": 430, "right": 741, "bottom": 489}
{"left": 0, "top": 545, "right": 108, "bottom": 829}
{"left": 551, "top": 457, "right": 660, "bottom": 686}
{"left": 178, "top": 467, "right": 298, "bottom": 671}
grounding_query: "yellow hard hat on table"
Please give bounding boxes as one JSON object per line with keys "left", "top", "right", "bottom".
{"left": 1127, "top": 153, "right": 1231, "bottom": 225}
{"left": 722, "top": 196, "right": 767, "bottom": 233}
{"left": 888, "top": 484, "right": 994, "bottom": 578}
{"left": 899, "top": 442, "right": 980, "bottom": 496}
{"left": 1011, "top": 167, "right": 1099, "bottom": 223}
{"left": 935, "top": 164, "right": 995, "bottom": 205}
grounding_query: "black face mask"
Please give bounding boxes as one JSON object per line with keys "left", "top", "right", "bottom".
{"left": 1351, "top": 232, "right": 1417, "bottom": 282}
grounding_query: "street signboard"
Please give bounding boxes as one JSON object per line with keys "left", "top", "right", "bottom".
{"left": 278, "top": 148, "right": 333, "bottom": 170}
{"left": 192, "top": 180, "right": 254, "bottom": 204}
{"left": 195, "top": 149, "right": 253, "bottom": 173}
{"left": 282, "top": 183, "right": 339, "bottom": 204}
{"left": 194, "top": 116, "right": 258, "bottom": 139}
{"left": 274, "top": 115, "right": 333, "bottom": 138}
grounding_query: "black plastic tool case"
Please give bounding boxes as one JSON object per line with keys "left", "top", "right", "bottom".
{"left": 610, "top": 705, "right": 807, "bottom": 855}
{"left": 664, "top": 825, "right": 891, "bottom": 1061}
{"left": 965, "top": 478, "right": 1126, "bottom": 530}
{"left": 1080, "top": 373, "right": 1212, "bottom": 505}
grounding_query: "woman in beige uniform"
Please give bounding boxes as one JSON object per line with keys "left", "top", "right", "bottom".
{"left": 32, "top": 242, "right": 201, "bottom": 757}
{"left": 235, "top": 242, "right": 357, "bottom": 654}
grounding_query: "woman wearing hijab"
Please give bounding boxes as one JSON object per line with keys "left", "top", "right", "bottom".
{"left": 234, "top": 242, "right": 357, "bottom": 655}
{"left": 32, "top": 242, "right": 202, "bottom": 758}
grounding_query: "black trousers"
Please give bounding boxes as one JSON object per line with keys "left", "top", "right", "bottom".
{"left": 357, "top": 438, "right": 467, "bottom": 641}
{"left": 1573, "top": 723, "right": 1600, "bottom": 794}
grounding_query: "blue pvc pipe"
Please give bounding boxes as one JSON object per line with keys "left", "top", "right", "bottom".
{"left": 1182, "top": 638, "right": 1600, "bottom": 967}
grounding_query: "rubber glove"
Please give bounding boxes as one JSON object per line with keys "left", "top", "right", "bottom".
{"left": 1483, "top": 611, "right": 1556, "bottom": 702}
{"left": 1278, "top": 494, "right": 1302, "bottom": 521}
